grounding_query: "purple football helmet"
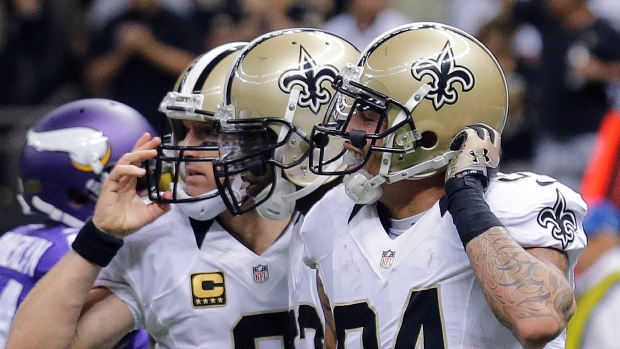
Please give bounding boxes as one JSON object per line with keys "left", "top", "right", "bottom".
{"left": 17, "top": 98, "right": 156, "bottom": 227}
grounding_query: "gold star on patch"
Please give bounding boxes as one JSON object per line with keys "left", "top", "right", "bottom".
{"left": 191, "top": 271, "right": 227, "bottom": 308}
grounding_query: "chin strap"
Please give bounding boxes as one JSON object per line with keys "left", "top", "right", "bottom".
{"left": 343, "top": 153, "right": 457, "bottom": 205}
{"left": 379, "top": 84, "right": 430, "bottom": 180}
{"left": 178, "top": 177, "right": 244, "bottom": 221}
{"left": 256, "top": 175, "right": 297, "bottom": 221}
{"left": 343, "top": 84, "right": 449, "bottom": 205}
{"left": 282, "top": 159, "right": 343, "bottom": 202}
{"left": 256, "top": 159, "right": 343, "bottom": 220}
{"left": 256, "top": 87, "right": 300, "bottom": 221}
{"left": 256, "top": 85, "right": 348, "bottom": 220}
{"left": 343, "top": 170, "right": 385, "bottom": 205}
{"left": 178, "top": 194, "right": 227, "bottom": 221}
{"left": 386, "top": 152, "right": 457, "bottom": 182}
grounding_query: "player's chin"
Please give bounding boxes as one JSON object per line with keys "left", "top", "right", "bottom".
{"left": 245, "top": 182, "right": 270, "bottom": 200}
{"left": 186, "top": 182, "right": 217, "bottom": 197}
{"left": 241, "top": 172, "right": 273, "bottom": 195}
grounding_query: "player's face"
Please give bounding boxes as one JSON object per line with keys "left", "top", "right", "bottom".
{"left": 179, "top": 120, "right": 219, "bottom": 196}
{"left": 344, "top": 106, "right": 386, "bottom": 175}
{"left": 240, "top": 163, "right": 275, "bottom": 206}
{"left": 217, "top": 130, "right": 276, "bottom": 208}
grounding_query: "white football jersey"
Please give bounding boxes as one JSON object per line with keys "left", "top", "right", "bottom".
{"left": 301, "top": 172, "right": 588, "bottom": 349}
{"left": 289, "top": 220, "right": 326, "bottom": 349}
{"left": 96, "top": 206, "right": 324, "bottom": 349}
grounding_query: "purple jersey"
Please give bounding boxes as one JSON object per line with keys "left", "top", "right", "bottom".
{"left": 0, "top": 224, "right": 76, "bottom": 302}
{"left": 0, "top": 224, "right": 76, "bottom": 348}
{"left": 0, "top": 224, "right": 149, "bottom": 349}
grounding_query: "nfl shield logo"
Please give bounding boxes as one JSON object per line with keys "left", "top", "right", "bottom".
{"left": 380, "top": 250, "right": 396, "bottom": 269}
{"left": 253, "top": 264, "right": 269, "bottom": 283}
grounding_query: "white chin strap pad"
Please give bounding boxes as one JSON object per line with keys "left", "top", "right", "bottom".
{"left": 176, "top": 177, "right": 245, "bottom": 221}
{"left": 178, "top": 196, "right": 227, "bottom": 221}
{"left": 256, "top": 180, "right": 296, "bottom": 221}
{"left": 343, "top": 170, "right": 384, "bottom": 205}
{"left": 177, "top": 187, "right": 227, "bottom": 221}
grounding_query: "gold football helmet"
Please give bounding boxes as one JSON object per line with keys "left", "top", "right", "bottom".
{"left": 214, "top": 28, "right": 360, "bottom": 218}
{"left": 145, "top": 42, "right": 247, "bottom": 220}
{"left": 309, "top": 22, "right": 508, "bottom": 203}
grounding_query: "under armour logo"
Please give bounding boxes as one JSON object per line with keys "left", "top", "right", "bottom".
{"left": 537, "top": 189, "right": 577, "bottom": 249}
{"left": 279, "top": 46, "right": 339, "bottom": 114}
{"left": 411, "top": 42, "right": 474, "bottom": 110}
{"left": 468, "top": 148, "right": 490, "bottom": 164}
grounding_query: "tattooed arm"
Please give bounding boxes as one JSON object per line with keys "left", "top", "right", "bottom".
{"left": 466, "top": 226, "right": 575, "bottom": 349}
{"left": 316, "top": 273, "right": 337, "bottom": 349}
{"left": 444, "top": 125, "right": 577, "bottom": 348}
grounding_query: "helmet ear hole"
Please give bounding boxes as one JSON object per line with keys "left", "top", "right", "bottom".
{"left": 420, "top": 131, "right": 438, "bottom": 149}
{"left": 68, "top": 188, "right": 89, "bottom": 206}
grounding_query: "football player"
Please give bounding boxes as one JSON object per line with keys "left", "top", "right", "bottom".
{"left": 301, "top": 22, "right": 588, "bottom": 348}
{"left": 213, "top": 29, "right": 359, "bottom": 220}
{"left": 211, "top": 28, "right": 359, "bottom": 349}
{"left": 6, "top": 28, "right": 358, "bottom": 349}
{"left": 0, "top": 99, "right": 155, "bottom": 349}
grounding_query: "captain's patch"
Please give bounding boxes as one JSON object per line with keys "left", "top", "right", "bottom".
{"left": 191, "top": 272, "right": 227, "bottom": 308}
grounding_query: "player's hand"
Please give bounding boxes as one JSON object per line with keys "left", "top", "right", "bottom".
{"left": 445, "top": 123, "right": 501, "bottom": 189}
{"left": 92, "top": 132, "right": 171, "bottom": 238}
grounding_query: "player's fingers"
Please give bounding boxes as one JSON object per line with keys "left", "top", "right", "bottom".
{"left": 132, "top": 132, "right": 152, "bottom": 150}
{"left": 108, "top": 164, "right": 147, "bottom": 183}
{"left": 132, "top": 133, "right": 162, "bottom": 152}
{"left": 470, "top": 123, "right": 500, "bottom": 144}
{"left": 117, "top": 149, "right": 158, "bottom": 167}
{"left": 449, "top": 129, "right": 469, "bottom": 151}
{"left": 468, "top": 124, "right": 485, "bottom": 140}
{"left": 160, "top": 191, "right": 173, "bottom": 200}
{"left": 155, "top": 202, "right": 171, "bottom": 214}
{"left": 147, "top": 201, "right": 171, "bottom": 219}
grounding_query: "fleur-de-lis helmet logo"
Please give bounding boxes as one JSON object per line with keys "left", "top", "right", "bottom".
{"left": 278, "top": 46, "right": 339, "bottom": 114}
{"left": 411, "top": 42, "right": 475, "bottom": 111}
{"left": 537, "top": 189, "right": 577, "bottom": 249}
